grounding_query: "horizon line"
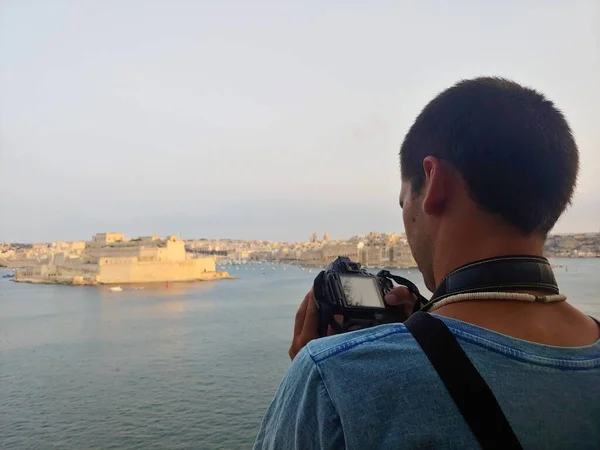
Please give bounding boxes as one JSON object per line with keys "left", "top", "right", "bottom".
{"left": 4, "top": 230, "right": 600, "bottom": 245}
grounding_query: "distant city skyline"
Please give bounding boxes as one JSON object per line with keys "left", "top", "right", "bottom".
{"left": 2, "top": 1, "right": 599, "bottom": 242}
{"left": 4, "top": 227, "right": 600, "bottom": 246}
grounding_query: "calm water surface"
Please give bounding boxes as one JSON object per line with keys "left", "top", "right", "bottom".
{"left": 1, "top": 259, "right": 598, "bottom": 449}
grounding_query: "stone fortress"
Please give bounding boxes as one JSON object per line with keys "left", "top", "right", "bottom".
{"left": 15, "top": 232, "right": 228, "bottom": 285}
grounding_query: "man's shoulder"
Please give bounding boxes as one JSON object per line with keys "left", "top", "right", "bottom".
{"left": 305, "top": 323, "right": 418, "bottom": 365}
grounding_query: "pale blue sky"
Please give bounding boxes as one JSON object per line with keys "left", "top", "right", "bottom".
{"left": 1, "top": 0, "right": 598, "bottom": 242}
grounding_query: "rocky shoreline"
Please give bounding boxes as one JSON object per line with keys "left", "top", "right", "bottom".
{"left": 13, "top": 272, "right": 234, "bottom": 286}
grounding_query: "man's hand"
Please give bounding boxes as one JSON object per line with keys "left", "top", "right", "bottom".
{"left": 288, "top": 285, "right": 418, "bottom": 361}
{"left": 289, "top": 289, "right": 320, "bottom": 361}
{"left": 384, "top": 285, "right": 419, "bottom": 318}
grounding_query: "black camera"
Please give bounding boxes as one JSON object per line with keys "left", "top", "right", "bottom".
{"left": 313, "top": 257, "right": 421, "bottom": 337}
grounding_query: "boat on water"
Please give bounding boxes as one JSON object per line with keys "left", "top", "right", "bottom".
{"left": 2, "top": 269, "right": 16, "bottom": 279}
{"left": 109, "top": 286, "right": 123, "bottom": 292}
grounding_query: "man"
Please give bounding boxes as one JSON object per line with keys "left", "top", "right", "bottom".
{"left": 254, "top": 77, "right": 600, "bottom": 449}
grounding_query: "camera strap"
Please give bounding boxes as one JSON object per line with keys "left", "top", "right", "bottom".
{"left": 379, "top": 255, "right": 559, "bottom": 312}
{"left": 430, "top": 255, "right": 558, "bottom": 303}
{"left": 405, "top": 312, "right": 523, "bottom": 449}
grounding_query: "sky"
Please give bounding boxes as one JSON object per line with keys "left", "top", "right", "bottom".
{"left": 1, "top": 0, "right": 599, "bottom": 243}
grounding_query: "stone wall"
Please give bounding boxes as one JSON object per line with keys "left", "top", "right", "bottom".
{"left": 15, "top": 263, "right": 100, "bottom": 284}
{"left": 97, "top": 257, "right": 219, "bottom": 284}
{"left": 322, "top": 243, "right": 361, "bottom": 264}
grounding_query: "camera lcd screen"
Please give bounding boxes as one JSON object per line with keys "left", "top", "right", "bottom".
{"left": 339, "top": 275, "right": 384, "bottom": 308}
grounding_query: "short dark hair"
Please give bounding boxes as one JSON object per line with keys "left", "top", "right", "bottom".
{"left": 399, "top": 76, "right": 579, "bottom": 235}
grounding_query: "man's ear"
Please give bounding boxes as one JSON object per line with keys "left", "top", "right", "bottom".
{"left": 421, "top": 156, "right": 449, "bottom": 216}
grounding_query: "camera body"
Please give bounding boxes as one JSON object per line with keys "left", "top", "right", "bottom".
{"left": 313, "top": 257, "right": 408, "bottom": 336}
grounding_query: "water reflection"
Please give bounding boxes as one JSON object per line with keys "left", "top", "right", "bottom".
{"left": 97, "top": 280, "right": 217, "bottom": 298}
{"left": 97, "top": 281, "right": 217, "bottom": 315}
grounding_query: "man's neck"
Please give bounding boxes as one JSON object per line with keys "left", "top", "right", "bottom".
{"left": 432, "top": 222, "right": 546, "bottom": 287}
{"left": 428, "top": 221, "right": 599, "bottom": 346}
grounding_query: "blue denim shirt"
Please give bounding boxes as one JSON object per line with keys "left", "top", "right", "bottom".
{"left": 254, "top": 315, "right": 600, "bottom": 449}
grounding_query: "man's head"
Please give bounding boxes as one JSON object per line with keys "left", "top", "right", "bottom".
{"left": 399, "top": 77, "right": 579, "bottom": 291}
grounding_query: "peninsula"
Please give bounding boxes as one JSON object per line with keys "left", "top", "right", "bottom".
{"left": 11, "top": 232, "right": 229, "bottom": 285}
{"left": 2, "top": 231, "right": 598, "bottom": 278}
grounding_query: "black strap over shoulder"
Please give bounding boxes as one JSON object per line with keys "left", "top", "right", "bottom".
{"left": 404, "top": 312, "right": 523, "bottom": 450}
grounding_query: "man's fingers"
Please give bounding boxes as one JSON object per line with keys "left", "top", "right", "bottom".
{"left": 290, "top": 290, "right": 320, "bottom": 361}
{"left": 384, "top": 286, "right": 415, "bottom": 305}
{"left": 327, "top": 315, "right": 343, "bottom": 336}
{"left": 294, "top": 293, "right": 310, "bottom": 337}
{"left": 301, "top": 290, "right": 318, "bottom": 335}
{"left": 385, "top": 285, "right": 418, "bottom": 318}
